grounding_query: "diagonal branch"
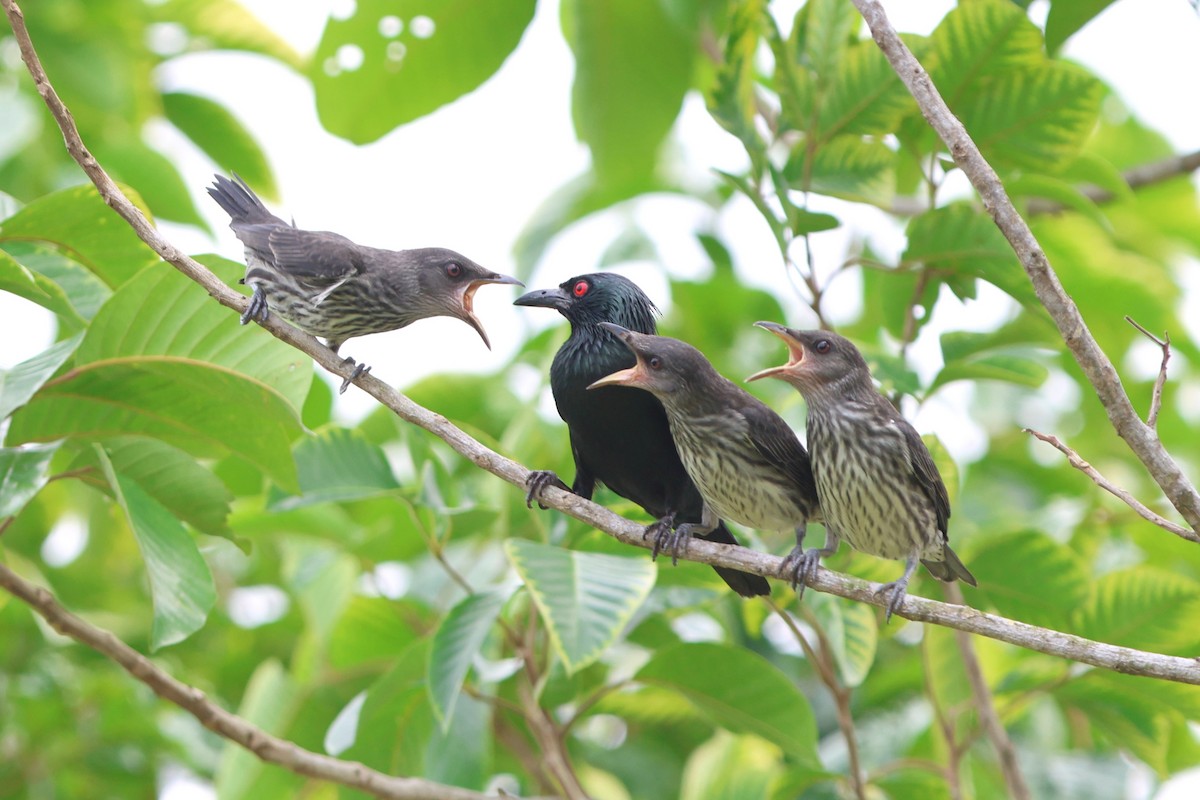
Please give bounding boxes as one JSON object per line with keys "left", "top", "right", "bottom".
{"left": 850, "top": 0, "right": 1200, "bottom": 535}
{"left": 0, "top": 561, "right": 544, "bottom": 800}
{"left": 1125, "top": 316, "right": 1171, "bottom": 429}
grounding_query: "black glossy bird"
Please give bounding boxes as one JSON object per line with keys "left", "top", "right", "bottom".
{"left": 207, "top": 174, "right": 522, "bottom": 393}
{"left": 749, "top": 323, "right": 976, "bottom": 620}
{"left": 514, "top": 274, "right": 770, "bottom": 597}
{"left": 588, "top": 323, "right": 820, "bottom": 591}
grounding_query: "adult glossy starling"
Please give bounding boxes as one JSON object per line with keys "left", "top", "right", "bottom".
{"left": 514, "top": 274, "right": 770, "bottom": 597}
{"left": 588, "top": 323, "right": 820, "bottom": 589}
{"left": 207, "top": 174, "right": 522, "bottom": 393}
{"left": 749, "top": 323, "right": 976, "bottom": 620}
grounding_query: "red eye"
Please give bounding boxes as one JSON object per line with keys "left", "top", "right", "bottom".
{"left": 815, "top": 339, "right": 831, "bottom": 354}
{"left": 573, "top": 280, "right": 589, "bottom": 297}
{"left": 446, "top": 263, "right": 462, "bottom": 278}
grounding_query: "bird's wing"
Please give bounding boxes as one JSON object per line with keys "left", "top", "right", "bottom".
{"left": 741, "top": 403, "right": 818, "bottom": 497}
{"left": 263, "top": 227, "right": 364, "bottom": 284}
{"left": 900, "top": 416, "right": 951, "bottom": 534}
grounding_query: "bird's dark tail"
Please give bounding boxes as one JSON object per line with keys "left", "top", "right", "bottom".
{"left": 207, "top": 174, "right": 276, "bottom": 225}
{"left": 700, "top": 522, "right": 772, "bottom": 597}
{"left": 922, "top": 544, "right": 977, "bottom": 586}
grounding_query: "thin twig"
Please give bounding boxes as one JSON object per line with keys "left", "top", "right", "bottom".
{"left": 851, "top": 0, "right": 1200, "bottom": 533}
{"left": 920, "top": 635, "right": 963, "bottom": 800}
{"left": 1125, "top": 316, "right": 1171, "bottom": 429}
{"left": 0, "top": 562, "right": 540, "bottom": 800}
{"left": 1024, "top": 428, "right": 1198, "bottom": 543}
{"left": 946, "top": 584, "right": 1031, "bottom": 800}
{"left": 516, "top": 676, "right": 589, "bottom": 800}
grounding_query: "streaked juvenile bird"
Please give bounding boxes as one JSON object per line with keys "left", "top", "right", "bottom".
{"left": 207, "top": 174, "right": 522, "bottom": 393}
{"left": 589, "top": 323, "right": 820, "bottom": 587}
{"left": 515, "top": 275, "right": 770, "bottom": 597}
{"left": 749, "top": 323, "right": 976, "bottom": 620}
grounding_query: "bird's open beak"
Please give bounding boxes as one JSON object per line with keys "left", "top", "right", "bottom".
{"left": 460, "top": 273, "right": 524, "bottom": 350}
{"left": 513, "top": 286, "right": 570, "bottom": 312}
{"left": 746, "top": 321, "right": 805, "bottom": 382}
{"left": 588, "top": 361, "right": 647, "bottom": 390}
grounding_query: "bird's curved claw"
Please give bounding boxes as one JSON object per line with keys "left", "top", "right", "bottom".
{"left": 642, "top": 512, "right": 677, "bottom": 558}
{"left": 525, "top": 470, "right": 569, "bottom": 509}
{"left": 652, "top": 521, "right": 695, "bottom": 566}
{"left": 240, "top": 284, "right": 269, "bottom": 325}
{"left": 780, "top": 546, "right": 823, "bottom": 597}
{"left": 339, "top": 358, "right": 370, "bottom": 394}
{"left": 876, "top": 577, "right": 910, "bottom": 623}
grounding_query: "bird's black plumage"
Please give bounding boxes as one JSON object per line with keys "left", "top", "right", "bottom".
{"left": 587, "top": 322, "right": 821, "bottom": 593}
{"left": 515, "top": 274, "right": 770, "bottom": 597}
{"left": 207, "top": 174, "right": 522, "bottom": 392}
{"left": 750, "top": 323, "right": 976, "bottom": 621}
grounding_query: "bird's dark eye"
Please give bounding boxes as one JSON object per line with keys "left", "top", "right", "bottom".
{"left": 446, "top": 262, "right": 463, "bottom": 278}
{"left": 648, "top": 356, "right": 662, "bottom": 370}
{"left": 815, "top": 339, "right": 831, "bottom": 354}
{"left": 573, "top": 280, "right": 589, "bottom": 298}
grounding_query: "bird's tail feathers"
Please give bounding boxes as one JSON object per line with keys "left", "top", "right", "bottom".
{"left": 207, "top": 173, "right": 276, "bottom": 224}
{"left": 922, "top": 544, "right": 977, "bottom": 586}
{"left": 700, "top": 521, "right": 771, "bottom": 597}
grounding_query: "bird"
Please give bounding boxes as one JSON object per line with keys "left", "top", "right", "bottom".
{"left": 748, "top": 323, "right": 976, "bottom": 621}
{"left": 586, "top": 322, "right": 820, "bottom": 593}
{"left": 207, "top": 174, "right": 522, "bottom": 393}
{"left": 514, "top": 274, "right": 771, "bottom": 597}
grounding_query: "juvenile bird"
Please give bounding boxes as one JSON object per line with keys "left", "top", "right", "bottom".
{"left": 514, "top": 275, "right": 770, "bottom": 597}
{"left": 749, "top": 323, "right": 976, "bottom": 620}
{"left": 588, "top": 324, "right": 820, "bottom": 589}
{"left": 207, "top": 174, "right": 521, "bottom": 393}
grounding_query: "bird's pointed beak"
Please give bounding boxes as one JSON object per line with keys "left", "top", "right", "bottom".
{"left": 588, "top": 361, "right": 646, "bottom": 390}
{"left": 746, "top": 321, "right": 805, "bottom": 382}
{"left": 513, "top": 285, "right": 570, "bottom": 311}
{"left": 459, "top": 272, "right": 524, "bottom": 350}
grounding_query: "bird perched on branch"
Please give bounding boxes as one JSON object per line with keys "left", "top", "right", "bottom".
{"left": 515, "top": 274, "right": 770, "bottom": 597}
{"left": 588, "top": 323, "right": 820, "bottom": 591}
{"left": 749, "top": 323, "right": 976, "bottom": 620}
{"left": 207, "top": 174, "right": 522, "bottom": 393}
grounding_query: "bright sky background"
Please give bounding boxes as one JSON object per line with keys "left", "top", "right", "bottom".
{"left": 3, "top": 2, "right": 1200, "bottom": 796}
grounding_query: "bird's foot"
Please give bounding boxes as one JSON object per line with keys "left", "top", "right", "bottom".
{"left": 339, "top": 358, "right": 370, "bottom": 394}
{"left": 653, "top": 522, "right": 696, "bottom": 566}
{"left": 779, "top": 546, "right": 823, "bottom": 597}
{"left": 875, "top": 576, "right": 911, "bottom": 623}
{"left": 240, "top": 283, "right": 269, "bottom": 326}
{"left": 525, "top": 470, "right": 569, "bottom": 509}
{"left": 642, "top": 513, "right": 677, "bottom": 556}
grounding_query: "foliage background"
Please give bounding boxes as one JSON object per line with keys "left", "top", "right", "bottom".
{"left": 3, "top": 0, "right": 1200, "bottom": 798}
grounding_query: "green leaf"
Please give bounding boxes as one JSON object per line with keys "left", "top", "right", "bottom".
{"left": 931, "top": 353, "right": 1049, "bottom": 391}
{"left": 0, "top": 242, "right": 112, "bottom": 322}
{"left": 1044, "top": 0, "right": 1118, "bottom": 53}
{"left": 709, "top": 0, "right": 767, "bottom": 158}
{"left": 0, "top": 442, "right": 62, "bottom": 518}
{"left": 0, "top": 249, "right": 88, "bottom": 329}
{"left": 1055, "top": 673, "right": 1171, "bottom": 774}
{"left": 966, "top": 530, "right": 1089, "bottom": 629}
{"left": 817, "top": 39, "right": 915, "bottom": 140}
{"left": 329, "top": 596, "right": 424, "bottom": 669}
{"left": 215, "top": 660, "right": 299, "bottom": 800}
{"left": 274, "top": 426, "right": 399, "bottom": 510}
{"left": 789, "top": 0, "right": 859, "bottom": 80}
{"left": 568, "top": 0, "right": 694, "bottom": 188}
{"left": 155, "top": 0, "right": 305, "bottom": 70}
{"left": 311, "top": 0, "right": 536, "bottom": 143}
{"left": 162, "top": 93, "right": 277, "bottom": 199}
{"left": 95, "top": 139, "right": 209, "bottom": 230}
{"left": 427, "top": 588, "right": 509, "bottom": 729}
{"left": 0, "top": 184, "right": 158, "bottom": 288}
{"left": 76, "top": 255, "right": 311, "bottom": 411}
{"left": 6, "top": 358, "right": 302, "bottom": 493}
{"left": 505, "top": 540, "right": 655, "bottom": 674}
{"left": 927, "top": 0, "right": 1044, "bottom": 108}
{"left": 807, "top": 593, "right": 877, "bottom": 687}
{"left": 636, "top": 642, "right": 820, "bottom": 766}
{"left": 335, "top": 641, "right": 433, "bottom": 774}
{"left": 1074, "top": 568, "right": 1200, "bottom": 655}
{"left": 0, "top": 333, "right": 83, "bottom": 422}
{"left": 797, "top": 134, "right": 896, "bottom": 205}
{"left": 680, "top": 732, "right": 786, "bottom": 800}
{"left": 97, "top": 447, "right": 215, "bottom": 650}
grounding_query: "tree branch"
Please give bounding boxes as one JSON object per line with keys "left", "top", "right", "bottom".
{"left": 851, "top": 0, "right": 1200, "bottom": 533}
{"left": 1125, "top": 316, "right": 1171, "bottom": 429}
{"left": 1023, "top": 428, "right": 1199, "bottom": 544}
{"left": 0, "top": 561, "right": 539, "bottom": 800}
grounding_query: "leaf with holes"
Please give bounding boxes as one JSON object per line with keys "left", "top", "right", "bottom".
{"left": 505, "top": 540, "right": 655, "bottom": 674}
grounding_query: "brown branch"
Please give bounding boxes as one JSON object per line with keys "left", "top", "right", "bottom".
{"left": 1125, "top": 316, "right": 1171, "bottom": 429}
{"left": 852, "top": 0, "right": 1200, "bottom": 533}
{"left": 946, "top": 584, "right": 1031, "bottom": 800}
{"left": 1024, "top": 428, "right": 1199, "bottom": 543}
{"left": 516, "top": 677, "right": 589, "bottom": 800}
{"left": 0, "top": 561, "right": 538, "bottom": 800}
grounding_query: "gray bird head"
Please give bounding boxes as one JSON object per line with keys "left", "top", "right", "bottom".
{"left": 415, "top": 248, "right": 523, "bottom": 349}
{"left": 747, "top": 322, "right": 873, "bottom": 402}
{"left": 586, "top": 323, "right": 710, "bottom": 399}
{"left": 513, "top": 273, "right": 658, "bottom": 334}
